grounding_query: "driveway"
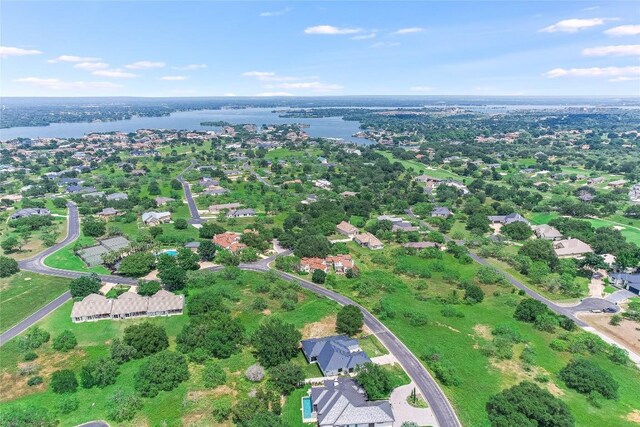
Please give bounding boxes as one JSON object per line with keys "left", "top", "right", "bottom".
{"left": 390, "top": 382, "right": 438, "bottom": 427}
{"left": 605, "top": 289, "right": 636, "bottom": 304}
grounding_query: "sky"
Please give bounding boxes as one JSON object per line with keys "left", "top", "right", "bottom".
{"left": 1, "top": 1, "right": 639, "bottom": 97}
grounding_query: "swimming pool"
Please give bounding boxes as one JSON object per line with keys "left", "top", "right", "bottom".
{"left": 163, "top": 249, "right": 178, "bottom": 256}
{"left": 302, "top": 396, "right": 313, "bottom": 420}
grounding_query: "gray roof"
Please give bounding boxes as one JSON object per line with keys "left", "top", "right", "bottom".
{"left": 72, "top": 294, "right": 112, "bottom": 319}
{"left": 311, "top": 378, "right": 394, "bottom": 426}
{"left": 488, "top": 213, "right": 530, "bottom": 225}
{"left": 301, "top": 335, "right": 371, "bottom": 376}
{"left": 106, "top": 192, "right": 128, "bottom": 201}
{"left": 610, "top": 273, "right": 640, "bottom": 291}
{"left": 227, "top": 208, "right": 255, "bottom": 217}
{"left": 100, "top": 236, "right": 130, "bottom": 252}
{"left": 184, "top": 241, "right": 200, "bottom": 248}
{"left": 10, "top": 208, "right": 50, "bottom": 219}
{"left": 432, "top": 206, "right": 452, "bottom": 216}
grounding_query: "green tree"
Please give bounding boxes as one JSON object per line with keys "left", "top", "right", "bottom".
{"left": 110, "top": 338, "right": 137, "bottom": 363}
{"left": 356, "top": 363, "right": 393, "bottom": 400}
{"left": 269, "top": 362, "right": 304, "bottom": 395}
{"left": 1, "top": 236, "right": 21, "bottom": 254}
{"left": 134, "top": 351, "right": 189, "bottom": 397}
{"left": 486, "top": 381, "right": 574, "bottom": 427}
{"left": 50, "top": 369, "right": 78, "bottom": 394}
{"left": 174, "top": 218, "right": 188, "bottom": 229}
{"left": 17, "top": 326, "right": 50, "bottom": 351}
{"left": 177, "top": 247, "right": 200, "bottom": 271}
{"left": 466, "top": 213, "right": 491, "bottom": 235}
{"left": 137, "top": 280, "right": 161, "bottom": 296}
{"left": 199, "top": 240, "right": 217, "bottom": 261}
{"left": 501, "top": 221, "right": 533, "bottom": 241}
{"left": 518, "top": 239, "right": 559, "bottom": 269}
{"left": 176, "top": 312, "right": 245, "bottom": 359}
{"left": 171, "top": 178, "right": 182, "bottom": 190}
{"left": 123, "top": 322, "right": 169, "bottom": 358}
{"left": 294, "top": 235, "right": 331, "bottom": 258}
{"left": 148, "top": 180, "right": 161, "bottom": 196}
{"left": 311, "top": 269, "right": 326, "bottom": 284}
{"left": 0, "top": 256, "right": 19, "bottom": 277}
{"left": 0, "top": 405, "right": 57, "bottom": 427}
{"left": 559, "top": 359, "right": 619, "bottom": 399}
{"left": 199, "top": 222, "right": 225, "bottom": 239}
{"left": 52, "top": 330, "right": 77, "bottom": 352}
{"left": 69, "top": 274, "right": 101, "bottom": 299}
{"left": 80, "top": 357, "right": 119, "bottom": 388}
{"left": 514, "top": 298, "right": 549, "bottom": 323}
{"left": 82, "top": 217, "right": 106, "bottom": 237}
{"left": 464, "top": 284, "right": 485, "bottom": 304}
{"left": 336, "top": 305, "right": 364, "bottom": 336}
{"left": 118, "top": 252, "right": 155, "bottom": 277}
{"left": 251, "top": 317, "right": 301, "bottom": 367}
{"left": 107, "top": 389, "right": 142, "bottom": 422}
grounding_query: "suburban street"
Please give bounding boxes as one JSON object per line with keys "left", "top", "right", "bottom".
{"left": 177, "top": 159, "right": 205, "bottom": 224}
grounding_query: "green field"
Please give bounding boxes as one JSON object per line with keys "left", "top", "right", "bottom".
{"left": 375, "top": 150, "right": 463, "bottom": 180}
{"left": 43, "top": 234, "right": 110, "bottom": 274}
{"left": 0, "top": 272, "right": 70, "bottom": 333}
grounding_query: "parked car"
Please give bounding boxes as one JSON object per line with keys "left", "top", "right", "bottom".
{"left": 590, "top": 309, "right": 603, "bottom": 313}
{"left": 603, "top": 307, "right": 616, "bottom": 313}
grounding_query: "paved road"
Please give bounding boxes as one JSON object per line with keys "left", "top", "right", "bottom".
{"left": 242, "top": 162, "right": 274, "bottom": 187}
{"left": 177, "top": 159, "right": 205, "bottom": 224}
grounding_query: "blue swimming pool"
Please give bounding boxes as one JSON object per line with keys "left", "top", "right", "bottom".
{"left": 302, "top": 396, "right": 313, "bottom": 419}
{"left": 163, "top": 249, "right": 178, "bottom": 256}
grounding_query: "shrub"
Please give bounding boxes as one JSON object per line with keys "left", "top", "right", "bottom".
{"left": 464, "top": 284, "right": 484, "bottom": 304}
{"left": 514, "top": 298, "right": 549, "bottom": 323}
{"left": 107, "top": 389, "right": 142, "bottom": 422}
{"left": 356, "top": 363, "right": 393, "bottom": 400}
{"left": 245, "top": 364, "right": 265, "bottom": 382}
{"left": 311, "top": 269, "right": 326, "bottom": 284}
{"left": 0, "top": 405, "right": 57, "bottom": 427}
{"left": 336, "top": 305, "right": 364, "bottom": 336}
{"left": 23, "top": 352, "right": 38, "bottom": 361}
{"left": 0, "top": 255, "right": 20, "bottom": 277}
{"left": 27, "top": 376, "right": 43, "bottom": 386}
{"left": 202, "top": 361, "right": 227, "bottom": 388}
{"left": 80, "top": 357, "right": 119, "bottom": 388}
{"left": 110, "top": 338, "right": 137, "bottom": 363}
{"left": 123, "top": 321, "right": 169, "bottom": 358}
{"left": 269, "top": 362, "right": 304, "bottom": 395}
{"left": 174, "top": 218, "right": 188, "bottom": 229}
{"left": 18, "top": 326, "right": 50, "bottom": 351}
{"left": 56, "top": 395, "right": 79, "bottom": 414}
{"left": 52, "top": 330, "right": 77, "bottom": 352}
{"left": 211, "top": 397, "right": 233, "bottom": 422}
{"left": 534, "top": 313, "right": 559, "bottom": 333}
{"left": 50, "top": 369, "right": 78, "bottom": 394}
{"left": 134, "top": 351, "right": 189, "bottom": 397}
{"left": 559, "top": 359, "right": 619, "bottom": 400}
{"left": 441, "top": 306, "right": 465, "bottom": 318}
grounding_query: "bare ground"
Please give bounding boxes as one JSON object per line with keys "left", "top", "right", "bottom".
{"left": 301, "top": 314, "right": 337, "bottom": 339}
{"left": 578, "top": 313, "right": 640, "bottom": 355}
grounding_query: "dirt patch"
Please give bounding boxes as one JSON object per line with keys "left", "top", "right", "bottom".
{"left": 435, "top": 321, "right": 460, "bottom": 333}
{"left": 301, "top": 315, "right": 337, "bottom": 339}
{"left": 578, "top": 313, "right": 640, "bottom": 355}
{"left": 473, "top": 324, "right": 492, "bottom": 340}
{"left": 626, "top": 409, "right": 640, "bottom": 424}
{"left": 490, "top": 358, "right": 564, "bottom": 397}
{"left": 262, "top": 309, "right": 272, "bottom": 315}
{"left": 297, "top": 291, "right": 307, "bottom": 303}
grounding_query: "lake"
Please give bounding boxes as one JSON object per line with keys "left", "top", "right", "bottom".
{"left": 0, "top": 108, "right": 373, "bottom": 144}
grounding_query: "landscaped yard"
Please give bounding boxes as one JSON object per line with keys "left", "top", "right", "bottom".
{"left": 0, "top": 272, "right": 70, "bottom": 333}
{"left": 376, "top": 150, "right": 463, "bottom": 180}
{"left": 43, "top": 234, "right": 110, "bottom": 274}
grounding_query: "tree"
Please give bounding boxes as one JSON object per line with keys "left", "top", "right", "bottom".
{"left": 17, "top": 326, "right": 50, "bottom": 351}
{"left": 157, "top": 255, "right": 188, "bottom": 291}
{"left": 311, "top": 269, "right": 326, "bottom": 284}
{"left": 1, "top": 236, "right": 21, "bottom": 254}
{"left": 466, "top": 213, "right": 491, "bottom": 235}
{"left": 199, "top": 240, "right": 217, "bottom": 261}
{"left": 80, "top": 357, "right": 119, "bottom": 388}
{"left": 137, "top": 280, "right": 161, "bottom": 296}
{"left": 174, "top": 218, "right": 188, "bottom": 229}
{"left": 0, "top": 405, "right": 57, "bottom": 427}
{"left": 294, "top": 235, "right": 331, "bottom": 258}
{"left": 0, "top": 256, "right": 19, "bottom": 277}
{"left": 464, "top": 284, "right": 485, "bottom": 304}
{"left": 123, "top": 322, "right": 169, "bottom": 358}
{"left": 148, "top": 180, "right": 161, "bottom": 196}
{"left": 69, "top": 274, "right": 101, "bottom": 299}
{"left": 336, "top": 305, "right": 364, "bottom": 336}
{"left": 51, "top": 369, "right": 78, "bottom": 394}
{"left": 269, "top": 362, "right": 304, "bottom": 395}
{"left": 110, "top": 338, "right": 137, "bottom": 363}
{"left": 202, "top": 360, "right": 227, "bottom": 388}
{"left": 107, "top": 389, "right": 142, "bottom": 422}
{"left": 251, "top": 317, "right": 301, "bottom": 368}
{"left": 82, "top": 217, "right": 106, "bottom": 237}
{"left": 486, "top": 381, "right": 574, "bottom": 427}
{"left": 52, "top": 330, "right": 77, "bottom": 352}
{"left": 199, "top": 222, "right": 225, "bottom": 239}
{"left": 246, "top": 411, "right": 287, "bottom": 427}
{"left": 514, "top": 298, "right": 549, "bottom": 323}
{"left": 356, "top": 363, "right": 393, "bottom": 400}
{"left": 501, "top": 221, "right": 533, "bottom": 241}
{"left": 518, "top": 239, "right": 558, "bottom": 270}
{"left": 118, "top": 252, "right": 155, "bottom": 277}
{"left": 559, "top": 359, "right": 619, "bottom": 399}
{"left": 134, "top": 351, "right": 189, "bottom": 397}
{"left": 177, "top": 247, "right": 200, "bottom": 271}
{"left": 176, "top": 312, "right": 245, "bottom": 359}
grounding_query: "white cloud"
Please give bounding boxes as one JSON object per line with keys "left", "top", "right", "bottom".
{"left": 15, "top": 77, "right": 121, "bottom": 90}
{"left": 0, "top": 46, "right": 42, "bottom": 58}
{"left": 410, "top": 86, "right": 434, "bottom": 92}
{"left": 351, "top": 33, "right": 376, "bottom": 40}
{"left": 543, "top": 66, "right": 640, "bottom": 78}
{"left": 242, "top": 71, "right": 307, "bottom": 82}
{"left": 582, "top": 45, "right": 640, "bottom": 56}
{"left": 256, "top": 92, "right": 294, "bottom": 97}
{"left": 604, "top": 25, "right": 640, "bottom": 36}
{"left": 304, "top": 25, "right": 363, "bottom": 35}
{"left": 125, "top": 61, "right": 165, "bottom": 69}
{"left": 260, "top": 7, "right": 291, "bottom": 17}
{"left": 394, "top": 27, "right": 424, "bottom": 35}
{"left": 582, "top": 6, "right": 600, "bottom": 11}
{"left": 540, "top": 18, "right": 610, "bottom": 33}
{"left": 159, "top": 75, "right": 188, "bottom": 81}
{"left": 224, "top": 93, "right": 237, "bottom": 97}
{"left": 371, "top": 42, "right": 400, "bottom": 48}
{"left": 92, "top": 69, "right": 137, "bottom": 78}
{"left": 47, "top": 55, "right": 99, "bottom": 63}
{"left": 173, "top": 64, "right": 207, "bottom": 70}
{"left": 609, "top": 76, "right": 640, "bottom": 82}
{"left": 277, "top": 81, "right": 343, "bottom": 92}
{"left": 74, "top": 62, "right": 109, "bottom": 70}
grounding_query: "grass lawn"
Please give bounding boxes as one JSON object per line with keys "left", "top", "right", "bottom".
{"left": 1, "top": 217, "right": 68, "bottom": 261}
{"left": 358, "top": 334, "right": 389, "bottom": 357}
{"left": 0, "top": 270, "right": 341, "bottom": 426}
{"left": 528, "top": 212, "right": 560, "bottom": 225}
{"left": 586, "top": 217, "right": 640, "bottom": 246}
{"left": 375, "top": 151, "right": 463, "bottom": 180}
{"left": 0, "top": 272, "right": 70, "bottom": 333}
{"left": 43, "top": 234, "right": 110, "bottom": 274}
{"left": 282, "top": 386, "right": 314, "bottom": 427}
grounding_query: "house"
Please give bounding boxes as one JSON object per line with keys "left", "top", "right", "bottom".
{"left": 336, "top": 221, "right": 359, "bottom": 237}
{"left": 354, "top": 232, "right": 384, "bottom": 250}
{"left": 488, "top": 213, "right": 530, "bottom": 225}
{"left": 553, "top": 238, "right": 593, "bottom": 259}
{"left": 71, "top": 294, "right": 113, "bottom": 323}
{"left": 301, "top": 335, "right": 371, "bottom": 376}
{"left": 142, "top": 211, "right": 171, "bottom": 226}
{"left": 313, "top": 179, "right": 332, "bottom": 190}
{"left": 82, "top": 191, "right": 105, "bottom": 199}
{"left": 431, "top": 207, "right": 453, "bottom": 218}
{"left": 587, "top": 177, "right": 605, "bottom": 185}
{"left": 147, "top": 290, "right": 185, "bottom": 317}
{"left": 131, "top": 169, "right": 147, "bottom": 176}
{"left": 533, "top": 225, "right": 563, "bottom": 240}
{"left": 629, "top": 183, "right": 640, "bottom": 203}
{"left": 155, "top": 196, "right": 175, "bottom": 206}
{"left": 227, "top": 208, "right": 255, "bottom": 218}
{"left": 414, "top": 175, "right": 443, "bottom": 186}
{"left": 97, "top": 207, "right": 119, "bottom": 219}
{"left": 609, "top": 179, "right": 627, "bottom": 189}
{"left": 326, "top": 255, "right": 354, "bottom": 274}
{"left": 10, "top": 208, "right": 50, "bottom": 220}
{"left": 340, "top": 191, "right": 358, "bottom": 198}
{"left": 392, "top": 221, "right": 420, "bottom": 233}
{"left": 203, "top": 187, "right": 229, "bottom": 196}
{"left": 223, "top": 169, "right": 242, "bottom": 180}
{"left": 578, "top": 191, "right": 595, "bottom": 202}
{"left": 300, "top": 257, "right": 328, "bottom": 274}
{"left": 209, "top": 202, "right": 243, "bottom": 215}
{"left": 111, "top": 292, "right": 148, "bottom": 320}
{"left": 106, "top": 192, "right": 128, "bottom": 201}
{"left": 403, "top": 241, "right": 440, "bottom": 249}
{"left": 213, "top": 231, "right": 247, "bottom": 253}
{"left": 307, "top": 378, "right": 394, "bottom": 426}
{"left": 66, "top": 185, "right": 95, "bottom": 194}
{"left": 184, "top": 241, "right": 200, "bottom": 252}
{"left": 609, "top": 273, "right": 640, "bottom": 295}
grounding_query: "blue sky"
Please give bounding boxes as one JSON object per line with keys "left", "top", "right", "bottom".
{"left": 1, "top": 1, "right": 639, "bottom": 97}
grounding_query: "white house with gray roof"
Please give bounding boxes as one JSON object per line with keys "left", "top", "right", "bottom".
{"left": 301, "top": 335, "right": 371, "bottom": 376}
{"left": 308, "top": 378, "right": 394, "bottom": 427}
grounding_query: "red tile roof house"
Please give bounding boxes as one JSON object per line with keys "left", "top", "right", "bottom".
{"left": 213, "top": 232, "right": 247, "bottom": 253}
{"left": 326, "top": 255, "right": 354, "bottom": 274}
{"left": 300, "top": 257, "right": 328, "bottom": 273}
